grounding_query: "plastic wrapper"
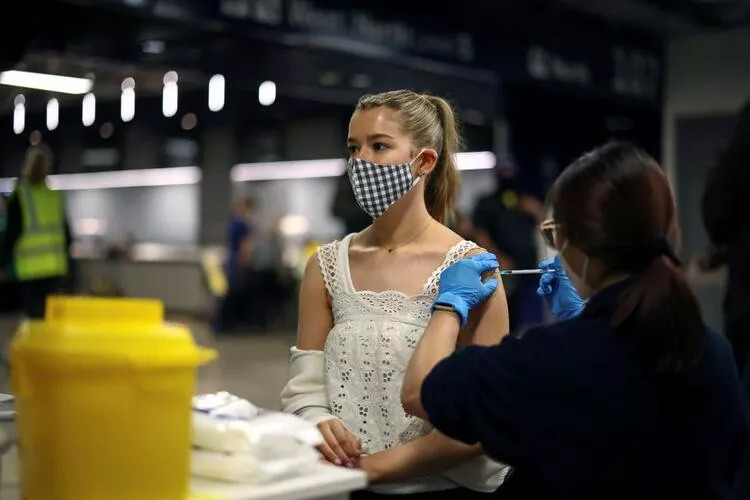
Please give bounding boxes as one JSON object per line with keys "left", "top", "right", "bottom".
{"left": 191, "top": 392, "right": 324, "bottom": 483}
{"left": 191, "top": 448, "right": 321, "bottom": 484}
{"left": 192, "top": 411, "right": 323, "bottom": 454}
{"left": 193, "top": 392, "right": 260, "bottom": 420}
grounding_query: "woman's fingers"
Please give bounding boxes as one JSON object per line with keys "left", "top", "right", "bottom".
{"left": 330, "top": 419, "right": 361, "bottom": 460}
{"left": 316, "top": 441, "right": 341, "bottom": 465}
{"left": 318, "top": 420, "right": 352, "bottom": 465}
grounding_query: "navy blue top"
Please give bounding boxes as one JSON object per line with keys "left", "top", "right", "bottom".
{"left": 422, "top": 282, "right": 749, "bottom": 500}
{"left": 227, "top": 215, "right": 251, "bottom": 272}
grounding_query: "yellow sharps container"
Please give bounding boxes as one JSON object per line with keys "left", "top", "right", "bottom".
{"left": 11, "top": 296, "right": 216, "bottom": 500}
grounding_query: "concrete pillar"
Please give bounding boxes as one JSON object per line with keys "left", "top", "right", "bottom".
{"left": 200, "top": 126, "right": 237, "bottom": 245}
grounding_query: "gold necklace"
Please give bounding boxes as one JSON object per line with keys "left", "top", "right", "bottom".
{"left": 381, "top": 220, "right": 433, "bottom": 253}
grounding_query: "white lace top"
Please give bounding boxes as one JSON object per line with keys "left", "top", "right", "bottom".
{"left": 317, "top": 233, "right": 510, "bottom": 494}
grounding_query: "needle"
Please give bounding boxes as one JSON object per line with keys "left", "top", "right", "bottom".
{"left": 497, "top": 269, "right": 553, "bottom": 276}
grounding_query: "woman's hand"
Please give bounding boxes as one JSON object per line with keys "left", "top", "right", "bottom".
{"left": 434, "top": 253, "right": 500, "bottom": 326}
{"left": 316, "top": 418, "right": 361, "bottom": 467}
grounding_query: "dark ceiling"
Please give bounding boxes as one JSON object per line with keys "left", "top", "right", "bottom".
{"left": 1, "top": 0, "right": 747, "bottom": 117}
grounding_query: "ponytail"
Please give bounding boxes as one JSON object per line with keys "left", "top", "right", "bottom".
{"left": 612, "top": 256, "right": 703, "bottom": 377}
{"left": 424, "top": 96, "right": 461, "bottom": 224}
{"left": 551, "top": 142, "right": 705, "bottom": 384}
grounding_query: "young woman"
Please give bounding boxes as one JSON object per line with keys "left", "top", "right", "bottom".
{"left": 281, "top": 90, "right": 511, "bottom": 498}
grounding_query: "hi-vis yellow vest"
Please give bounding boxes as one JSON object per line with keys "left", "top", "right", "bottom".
{"left": 14, "top": 183, "right": 68, "bottom": 281}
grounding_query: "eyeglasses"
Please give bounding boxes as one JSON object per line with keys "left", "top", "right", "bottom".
{"left": 539, "top": 219, "right": 561, "bottom": 248}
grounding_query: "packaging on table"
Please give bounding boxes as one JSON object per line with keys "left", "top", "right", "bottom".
{"left": 191, "top": 392, "right": 324, "bottom": 483}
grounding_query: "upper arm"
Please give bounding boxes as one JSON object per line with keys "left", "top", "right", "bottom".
{"left": 295, "top": 254, "right": 334, "bottom": 350}
{"left": 459, "top": 248, "right": 510, "bottom": 346}
{"left": 421, "top": 338, "right": 538, "bottom": 464}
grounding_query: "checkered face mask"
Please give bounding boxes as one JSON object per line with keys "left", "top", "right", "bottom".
{"left": 348, "top": 152, "right": 423, "bottom": 219}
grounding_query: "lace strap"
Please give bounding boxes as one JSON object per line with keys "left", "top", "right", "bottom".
{"left": 315, "top": 240, "right": 341, "bottom": 297}
{"left": 421, "top": 240, "right": 479, "bottom": 297}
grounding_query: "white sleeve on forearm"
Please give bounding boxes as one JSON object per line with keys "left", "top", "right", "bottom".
{"left": 280, "top": 346, "right": 335, "bottom": 425}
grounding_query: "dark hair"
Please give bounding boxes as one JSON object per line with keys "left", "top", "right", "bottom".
{"left": 549, "top": 142, "right": 703, "bottom": 378}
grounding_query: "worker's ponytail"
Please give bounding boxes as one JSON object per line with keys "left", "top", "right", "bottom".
{"left": 551, "top": 142, "right": 704, "bottom": 382}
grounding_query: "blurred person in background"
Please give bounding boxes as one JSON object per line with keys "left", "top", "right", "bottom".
{"left": 702, "top": 100, "right": 750, "bottom": 374}
{"left": 282, "top": 90, "right": 510, "bottom": 498}
{"left": 0, "top": 145, "right": 71, "bottom": 318}
{"left": 702, "top": 100, "right": 750, "bottom": 500}
{"left": 213, "top": 197, "right": 256, "bottom": 332}
{"left": 228, "top": 196, "right": 256, "bottom": 275}
{"left": 0, "top": 196, "right": 13, "bottom": 280}
{"left": 0, "top": 195, "right": 20, "bottom": 313}
{"left": 472, "top": 159, "right": 544, "bottom": 331}
{"left": 403, "top": 142, "right": 748, "bottom": 500}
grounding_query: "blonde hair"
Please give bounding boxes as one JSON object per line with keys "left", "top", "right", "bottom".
{"left": 22, "top": 144, "right": 53, "bottom": 185}
{"left": 355, "top": 90, "right": 462, "bottom": 223}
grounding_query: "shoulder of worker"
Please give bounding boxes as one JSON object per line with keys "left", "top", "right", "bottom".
{"left": 700, "top": 326, "right": 741, "bottom": 377}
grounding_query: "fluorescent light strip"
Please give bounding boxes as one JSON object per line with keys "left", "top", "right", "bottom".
{"left": 0, "top": 71, "right": 93, "bottom": 95}
{"left": 456, "top": 151, "right": 497, "bottom": 171}
{"left": 232, "top": 159, "right": 346, "bottom": 182}
{"left": 208, "top": 74, "right": 225, "bottom": 112}
{"left": 0, "top": 166, "right": 201, "bottom": 192}
{"left": 231, "top": 151, "right": 496, "bottom": 182}
{"left": 47, "top": 98, "right": 59, "bottom": 131}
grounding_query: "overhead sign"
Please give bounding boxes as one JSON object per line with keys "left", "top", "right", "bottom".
{"left": 219, "top": 0, "right": 474, "bottom": 63}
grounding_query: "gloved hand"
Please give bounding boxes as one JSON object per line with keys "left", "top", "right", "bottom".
{"left": 536, "top": 255, "right": 585, "bottom": 320}
{"left": 435, "top": 253, "right": 500, "bottom": 326}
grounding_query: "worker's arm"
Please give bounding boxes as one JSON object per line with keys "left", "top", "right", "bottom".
{"left": 358, "top": 428, "right": 482, "bottom": 483}
{"left": 402, "top": 311, "right": 465, "bottom": 419}
{"left": 0, "top": 194, "right": 21, "bottom": 269}
{"left": 355, "top": 255, "right": 504, "bottom": 483}
{"left": 402, "top": 254, "right": 502, "bottom": 417}
{"left": 702, "top": 102, "right": 750, "bottom": 244}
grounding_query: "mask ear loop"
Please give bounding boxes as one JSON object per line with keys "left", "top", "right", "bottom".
{"left": 410, "top": 149, "right": 427, "bottom": 187}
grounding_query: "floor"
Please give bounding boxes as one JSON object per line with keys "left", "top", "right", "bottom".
{"left": 0, "top": 314, "right": 297, "bottom": 498}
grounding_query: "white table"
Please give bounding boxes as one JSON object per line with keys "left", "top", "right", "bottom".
{"left": 190, "top": 463, "right": 367, "bottom": 500}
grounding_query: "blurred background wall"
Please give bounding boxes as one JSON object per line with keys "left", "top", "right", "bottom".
{"left": 0, "top": 0, "right": 746, "bottom": 330}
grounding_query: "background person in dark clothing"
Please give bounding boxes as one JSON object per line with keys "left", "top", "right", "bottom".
{"left": 472, "top": 160, "right": 544, "bottom": 331}
{"left": 227, "top": 197, "right": 255, "bottom": 274}
{"left": 702, "top": 100, "right": 750, "bottom": 374}
{"left": 214, "top": 197, "right": 256, "bottom": 332}
{"left": 0, "top": 145, "right": 72, "bottom": 318}
{"left": 702, "top": 100, "right": 750, "bottom": 500}
{"left": 403, "top": 143, "right": 748, "bottom": 500}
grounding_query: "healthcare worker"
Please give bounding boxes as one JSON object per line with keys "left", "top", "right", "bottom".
{"left": 0, "top": 145, "right": 71, "bottom": 318}
{"left": 401, "top": 142, "right": 749, "bottom": 500}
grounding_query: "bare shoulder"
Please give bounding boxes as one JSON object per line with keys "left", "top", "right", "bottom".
{"left": 297, "top": 252, "right": 335, "bottom": 350}
{"left": 431, "top": 223, "right": 467, "bottom": 249}
{"left": 431, "top": 223, "right": 486, "bottom": 255}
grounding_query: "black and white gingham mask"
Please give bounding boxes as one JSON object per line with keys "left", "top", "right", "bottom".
{"left": 348, "top": 155, "right": 420, "bottom": 219}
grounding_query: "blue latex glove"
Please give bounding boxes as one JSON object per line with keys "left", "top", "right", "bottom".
{"left": 435, "top": 253, "right": 500, "bottom": 326}
{"left": 536, "top": 255, "right": 585, "bottom": 320}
